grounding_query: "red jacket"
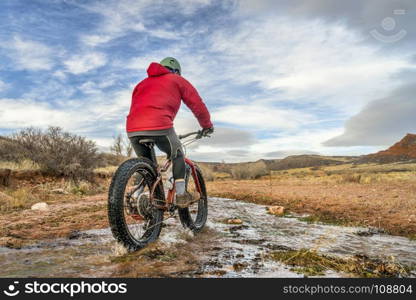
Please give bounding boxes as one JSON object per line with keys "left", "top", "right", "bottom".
{"left": 126, "top": 62, "right": 213, "bottom": 132}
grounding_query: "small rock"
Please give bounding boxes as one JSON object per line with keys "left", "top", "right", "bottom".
{"left": 265, "top": 243, "right": 293, "bottom": 251}
{"left": 356, "top": 228, "right": 386, "bottom": 237}
{"left": 226, "top": 218, "right": 243, "bottom": 225}
{"left": 232, "top": 262, "right": 248, "bottom": 272}
{"left": 267, "top": 206, "right": 285, "bottom": 216}
{"left": 68, "top": 230, "right": 91, "bottom": 240}
{"left": 229, "top": 225, "right": 249, "bottom": 233}
{"left": 31, "top": 202, "right": 49, "bottom": 211}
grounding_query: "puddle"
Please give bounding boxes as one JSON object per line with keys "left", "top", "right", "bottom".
{"left": 0, "top": 197, "right": 415, "bottom": 277}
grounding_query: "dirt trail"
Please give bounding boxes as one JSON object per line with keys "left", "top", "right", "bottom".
{"left": 0, "top": 194, "right": 108, "bottom": 246}
{"left": 0, "top": 197, "right": 415, "bottom": 277}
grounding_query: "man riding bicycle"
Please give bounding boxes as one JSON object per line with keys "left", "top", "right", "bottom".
{"left": 126, "top": 57, "right": 214, "bottom": 208}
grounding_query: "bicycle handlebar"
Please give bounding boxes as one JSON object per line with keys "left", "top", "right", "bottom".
{"left": 178, "top": 130, "right": 209, "bottom": 140}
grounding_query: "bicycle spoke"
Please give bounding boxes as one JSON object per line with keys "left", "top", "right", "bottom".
{"left": 123, "top": 171, "right": 157, "bottom": 242}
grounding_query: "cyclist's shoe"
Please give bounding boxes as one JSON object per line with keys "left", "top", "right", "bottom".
{"left": 176, "top": 191, "right": 200, "bottom": 208}
{"left": 175, "top": 179, "right": 200, "bottom": 208}
{"left": 175, "top": 192, "right": 191, "bottom": 208}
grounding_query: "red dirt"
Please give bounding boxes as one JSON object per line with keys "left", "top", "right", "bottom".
{"left": 364, "top": 133, "right": 416, "bottom": 162}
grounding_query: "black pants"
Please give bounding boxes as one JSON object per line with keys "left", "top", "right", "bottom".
{"left": 129, "top": 135, "right": 185, "bottom": 180}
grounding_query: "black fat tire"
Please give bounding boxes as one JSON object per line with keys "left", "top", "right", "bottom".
{"left": 108, "top": 158, "right": 164, "bottom": 252}
{"left": 178, "top": 166, "right": 208, "bottom": 233}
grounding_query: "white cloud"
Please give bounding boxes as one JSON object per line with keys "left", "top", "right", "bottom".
{"left": 324, "top": 81, "right": 416, "bottom": 147}
{"left": 78, "top": 1, "right": 165, "bottom": 46}
{"left": 251, "top": 128, "right": 343, "bottom": 153}
{"left": 210, "top": 17, "right": 409, "bottom": 113}
{"left": 79, "top": 78, "right": 116, "bottom": 94}
{"left": 0, "top": 97, "right": 123, "bottom": 152}
{"left": 0, "top": 98, "right": 85, "bottom": 130}
{"left": 2, "top": 36, "right": 54, "bottom": 71}
{"left": 0, "top": 80, "right": 8, "bottom": 92}
{"left": 81, "top": 34, "right": 119, "bottom": 47}
{"left": 212, "top": 104, "right": 315, "bottom": 129}
{"left": 248, "top": 127, "right": 383, "bottom": 159}
{"left": 87, "top": 89, "right": 131, "bottom": 121}
{"left": 0, "top": 86, "right": 132, "bottom": 147}
{"left": 22, "top": 80, "right": 76, "bottom": 101}
{"left": 185, "top": 128, "right": 355, "bottom": 162}
{"left": 77, "top": 0, "right": 214, "bottom": 47}
{"left": 64, "top": 52, "right": 107, "bottom": 74}
{"left": 52, "top": 70, "right": 67, "bottom": 80}
{"left": 146, "top": 29, "right": 181, "bottom": 40}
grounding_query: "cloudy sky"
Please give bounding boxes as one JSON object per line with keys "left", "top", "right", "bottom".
{"left": 0, "top": 0, "right": 415, "bottom": 162}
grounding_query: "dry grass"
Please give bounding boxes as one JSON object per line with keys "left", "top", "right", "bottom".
{"left": 207, "top": 163, "right": 416, "bottom": 237}
{"left": 94, "top": 165, "right": 118, "bottom": 176}
{"left": 63, "top": 180, "right": 106, "bottom": 195}
{"left": 0, "top": 159, "right": 40, "bottom": 171}
{"left": 0, "top": 174, "right": 108, "bottom": 213}
{"left": 0, "top": 187, "right": 40, "bottom": 212}
{"left": 269, "top": 249, "right": 412, "bottom": 277}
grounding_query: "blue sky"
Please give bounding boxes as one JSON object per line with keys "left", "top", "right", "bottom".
{"left": 0, "top": 0, "right": 415, "bottom": 162}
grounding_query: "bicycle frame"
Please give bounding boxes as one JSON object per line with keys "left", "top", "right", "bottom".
{"left": 148, "top": 139, "right": 203, "bottom": 210}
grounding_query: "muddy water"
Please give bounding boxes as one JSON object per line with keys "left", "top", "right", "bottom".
{"left": 0, "top": 197, "right": 415, "bottom": 277}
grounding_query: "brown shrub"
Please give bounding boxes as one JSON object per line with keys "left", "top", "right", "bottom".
{"left": 7, "top": 127, "right": 99, "bottom": 182}
{"left": 0, "top": 136, "right": 25, "bottom": 162}
{"left": 230, "top": 161, "right": 268, "bottom": 180}
{"left": 97, "top": 152, "right": 125, "bottom": 167}
{"left": 198, "top": 164, "right": 215, "bottom": 181}
{"left": 339, "top": 173, "right": 362, "bottom": 183}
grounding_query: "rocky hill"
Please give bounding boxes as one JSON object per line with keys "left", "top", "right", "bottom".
{"left": 358, "top": 133, "right": 416, "bottom": 163}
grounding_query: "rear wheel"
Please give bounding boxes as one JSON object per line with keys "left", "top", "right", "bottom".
{"left": 108, "top": 158, "right": 164, "bottom": 251}
{"left": 178, "top": 166, "right": 208, "bottom": 233}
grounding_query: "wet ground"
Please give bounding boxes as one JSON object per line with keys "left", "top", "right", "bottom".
{"left": 0, "top": 197, "right": 415, "bottom": 277}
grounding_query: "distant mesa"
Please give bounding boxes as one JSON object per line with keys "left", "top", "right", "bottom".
{"left": 260, "top": 155, "right": 348, "bottom": 171}
{"left": 200, "top": 154, "right": 356, "bottom": 172}
{"left": 359, "top": 133, "right": 416, "bottom": 164}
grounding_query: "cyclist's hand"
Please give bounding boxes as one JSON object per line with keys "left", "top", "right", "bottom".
{"left": 201, "top": 127, "right": 214, "bottom": 137}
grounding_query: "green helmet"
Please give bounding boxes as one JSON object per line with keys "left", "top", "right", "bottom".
{"left": 160, "top": 57, "right": 181, "bottom": 75}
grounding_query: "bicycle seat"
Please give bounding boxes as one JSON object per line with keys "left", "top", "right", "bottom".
{"left": 139, "top": 138, "right": 155, "bottom": 145}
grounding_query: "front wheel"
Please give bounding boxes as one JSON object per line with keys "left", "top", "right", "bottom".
{"left": 178, "top": 166, "right": 208, "bottom": 233}
{"left": 108, "top": 158, "right": 164, "bottom": 252}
